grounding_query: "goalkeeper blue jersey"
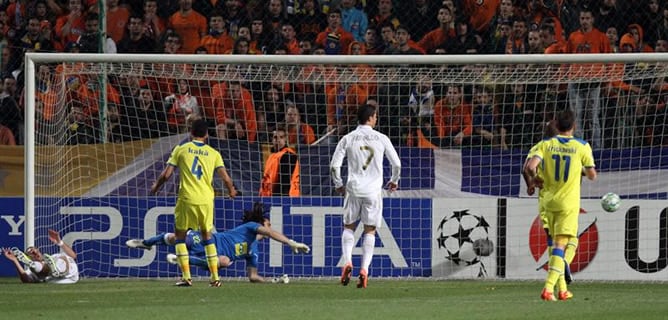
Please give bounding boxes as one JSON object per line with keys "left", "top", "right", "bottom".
{"left": 188, "top": 222, "right": 261, "bottom": 268}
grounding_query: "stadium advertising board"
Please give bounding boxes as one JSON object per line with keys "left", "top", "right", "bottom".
{"left": 1, "top": 197, "right": 666, "bottom": 280}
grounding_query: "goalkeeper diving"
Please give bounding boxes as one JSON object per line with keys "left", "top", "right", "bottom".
{"left": 126, "top": 202, "right": 309, "bottom": 283}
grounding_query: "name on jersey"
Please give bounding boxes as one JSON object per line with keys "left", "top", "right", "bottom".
{"left": 352, "top": 135, "right": 380, "bottom": 141}
{"left": 547, "top": 146, "right": 575, "bottom": 154}
{"left": 188, "top": 148, "right": 209, "bottom": 156}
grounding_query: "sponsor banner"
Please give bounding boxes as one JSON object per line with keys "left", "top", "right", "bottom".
{"left": 431, "top": 198, "right": 499, "bottom": 278}
{"left": 0, "top": 197, "right": 431, "bottom": 278}
{"left": 506, "top": 198, "right": 668, "bottom": 281}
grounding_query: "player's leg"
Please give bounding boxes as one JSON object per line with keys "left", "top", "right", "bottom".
{"left": 340, "top": 194, "right": 358, "bottom": 286}
{"left": 126, "top": 233, "right": 173, "bottom": 249}
{"left": 174, "top": 200, "right": 192, "bottom": 286}
{"left": 198, "top": 203, "right": 221, "bottom": 287}
{"left": 357, "top": 195, "right": 382, "bottom": 289}
{"left": 542, "top": 209, "right": 578, "bottom": 300}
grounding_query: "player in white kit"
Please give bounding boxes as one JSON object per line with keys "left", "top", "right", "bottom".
{"left": 330, "top": 104, "right": 401, "bottom": 288}
{"left": 2, "top": 229, "right": 79, "bottom": 284}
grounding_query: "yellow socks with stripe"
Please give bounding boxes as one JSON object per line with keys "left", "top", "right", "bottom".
{"left": 204, "top": 238, "right": 219, "bottom": 282}
{"left": 564, "top": 237, "right": 578, "bottom": 265}
{"left": 175, "top": 240, "right": 191, "bottom": 280}
{"left": 544, "top": 247, "right": 565, "bottom": 292}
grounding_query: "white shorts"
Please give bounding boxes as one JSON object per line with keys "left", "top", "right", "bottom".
{"left": 342, "top": 193, "right": 383, "bottom": 228}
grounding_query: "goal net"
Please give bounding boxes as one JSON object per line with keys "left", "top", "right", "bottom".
{"left": 25, "top": 53, "right": 668, "bottom": 280}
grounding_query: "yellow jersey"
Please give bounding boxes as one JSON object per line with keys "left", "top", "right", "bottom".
{"left": 167, "top": 140, "right": 225, "bottom": 204}
{"left": 530, "top": 135, "right": 595, "bottom": 212}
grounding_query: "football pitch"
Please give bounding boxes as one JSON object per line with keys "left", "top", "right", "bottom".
{"left": 0, "top": 278, "right": 666, "bottom": 320}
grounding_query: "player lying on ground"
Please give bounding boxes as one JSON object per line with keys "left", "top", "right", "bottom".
{"left": 126, "top": 202, "right": 309, "bottom": 282}
{"left": 2, "top": 229, "right": 79, "bottom": 284}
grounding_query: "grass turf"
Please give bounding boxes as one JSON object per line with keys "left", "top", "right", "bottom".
{"left": 0, "top": 278, "right": 666, "bottom": 320}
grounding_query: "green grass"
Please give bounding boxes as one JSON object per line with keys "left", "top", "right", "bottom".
{"left": 0, "top": 278, "right": 666, "bottom": 320}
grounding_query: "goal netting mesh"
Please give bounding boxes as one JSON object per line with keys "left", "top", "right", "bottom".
{"left": 27, "top": 54, "right": 668, "bottom": 280}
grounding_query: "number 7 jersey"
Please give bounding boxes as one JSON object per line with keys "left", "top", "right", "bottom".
{"left": 330, "top": 125, "right": 401, "bottom": 198}
{"left": 167, "top": 140, "right": 225, "bottom": 204}
{"left": 529, "top": 135, "right": 596, "bottom": 212}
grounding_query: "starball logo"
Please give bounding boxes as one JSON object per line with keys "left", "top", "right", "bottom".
{"left": 528, "top": 209, "right": 599, "bottom": 273}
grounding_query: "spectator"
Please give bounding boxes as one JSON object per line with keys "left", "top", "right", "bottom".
{"left": 265, "top": 0, "right": 287, "bottom": 34}
{"left": 506, "top": 18, "right": 528, "bottom": 54}
{"left": 295, "top": 0, "right": 327, "bottom": 40}
{"left": 398, "top": 0, "right": 438, "bottom": 42}
{"left": 221, "top": 0, "right": 250, "bottom": 36}
{"left": 605, "top": 26, "right": 620, "bottom": 53}
{"left": 527, "top": 29, "right": 543, "bottom": 53}
{"left": 315, "top": 9, "right": 354, "bottom": 55}
{"left": 370, "top": 0, "right": 400, "bottom": 31}
{"left": 560, "top": 0, "right": 583, "bottom": 36}
{"left": 642, "top": 0, "right": 663, "bottom": 46}
{"left": 168, "top": 0, "right": 207, "bottom": 54}
{"left": 470, "top": 85, "right": 499, "bottom": 148}
{"left": 285, "top": 103, "right": 316, "bottom": 145}
{"left": 259, "top": 126, "right": 300, "bottom": 197}
{"left": 77, "top": 12, "right": 117, "bottom": 53}
{"left": 405, "top": 75, "right": 436, "bottom": 146}
{"left": 280, "top": 21, "right": 300, "bottom": 54}
{"left": 105, "top": 0, "right": 129, "bottom": 44}
{"left": 298, "top": 35, "right": 314, "bottom": 54}
{"left": 249, "top": 16, "right": 271, "bottom": 53}
{"left": 65, "top": 103, "right": 95, "bottom": 145}
{"left": 54, "top": 0, "right": 86, "bottom": 50}
{"left": 257, "top": 86, "right": 285, "bottom": 143}
{"left": 378, "top": 21, "right": 397, "bottom": 53}
{"left": 116, "top": 13, "right": 156, "bottom": 53}
{"left": 627, "top": 24, "right": 654, "bottom": 52}
{"left": 452, "top": 20, "right": 483, "bottom": 54}
{"left": 487, "top": 18, "right": 512, "bottom": 53}
{"left": 340, "top": 0, "right": 368, "bottom": 42}
{"left": 0, "top": 123, "right": 15, "bottom": 145}
{"left": 142, "top": 0, "right": 166, "bottom": 42}
{"left": 165, "top": 79, "right": 200, "bottom": 134}
{"left": 433, "top": 84, "right": 473, "bottom": 148}
{"left": 565, "top": 7, "right": 611, "bottom": 149}
{"left": 32, "top": 0, "right": 57, "bottom": 26}
{"left": 418, "top": 6, "right": 456, "bottom": 54}
{"left": 595, "top": 0, "right": 625, "bottom": 37}
{"left": 121, "top": 84, "right": 168, "bottom": 141}
{"left": 20, "top": 16, "right": 54, "bottom": 52}
{"left": 386, "top": 24, "right": 423, "bottom": 54}
{"left": 363, "top": 25, "right": 383, "bottom": 54}
{"left": 200, "top": 11, "right": 234, "bottom": 54}
{"left": 215, "top": 81, "right": 258, "bottom": 143}
{"left": 461, "top": 0, "right": 500, "bottom": 36}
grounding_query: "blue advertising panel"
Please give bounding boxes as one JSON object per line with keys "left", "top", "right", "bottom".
{"left": 0, "top": 197, "right": 432, "bottom": 278}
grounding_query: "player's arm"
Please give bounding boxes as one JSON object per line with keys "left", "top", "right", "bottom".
{"left": 524, "top": 155, "right": 543, "bottom": 188}
{"left": 215, "top": 166, "right": 237, "bottom": 198}
{"left": 48, "top": 229, "right": 76, "bottom": 260}
{"left": 256, "top": 226, "right": 310, "bottom": 253}
{"left": 330, "top": 137, "right": 347, "bottom": 194}
{"left": 384, "top": 137, "right": 401, "bottom": 192}
{"left": 151, "top": 165, "right": 175, "bottom": 194}
{"left": 1, "top": 248, "right": 36, "bottom": 283}
{"left": 522, "top": 157, "right": 536, "bottom": 196}
{"left": 583, "top": 166, "right": 597, "bottom": 181}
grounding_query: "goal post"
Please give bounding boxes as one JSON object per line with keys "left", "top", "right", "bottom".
{"left": 24, "top": 52, "right": 668, "bottom": 280}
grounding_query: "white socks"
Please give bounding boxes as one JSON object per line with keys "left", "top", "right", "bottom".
{"left": 341, "top": 228, "right": 355, "bottom": 265}
{"left": 361, "top": 233, "right": 375, "bottom": 272}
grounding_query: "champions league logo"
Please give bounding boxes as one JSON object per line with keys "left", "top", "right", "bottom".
{"left": 436, "top": 209, "right": 493, "bottom": 277}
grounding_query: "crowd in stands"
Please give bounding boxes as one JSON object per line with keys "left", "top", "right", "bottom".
{"left": 0, "top": 0, "right": 666, "bottom": 149}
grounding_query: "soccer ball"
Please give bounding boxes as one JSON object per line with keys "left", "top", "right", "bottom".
{"left": 601, "top": 192, "right": 621, "bottom": 212}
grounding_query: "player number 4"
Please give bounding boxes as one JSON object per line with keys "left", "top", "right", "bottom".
{"left": 191, "top": 156, "right": 203, "bottom": 180}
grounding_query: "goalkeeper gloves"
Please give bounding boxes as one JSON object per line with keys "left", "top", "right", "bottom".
{"left": 287, "top": 239, "right": 310, "bottom": 254}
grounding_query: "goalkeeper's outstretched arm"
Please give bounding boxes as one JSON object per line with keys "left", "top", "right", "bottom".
{"left": 256, "top": 226, "right": 310, "bottom": 254}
